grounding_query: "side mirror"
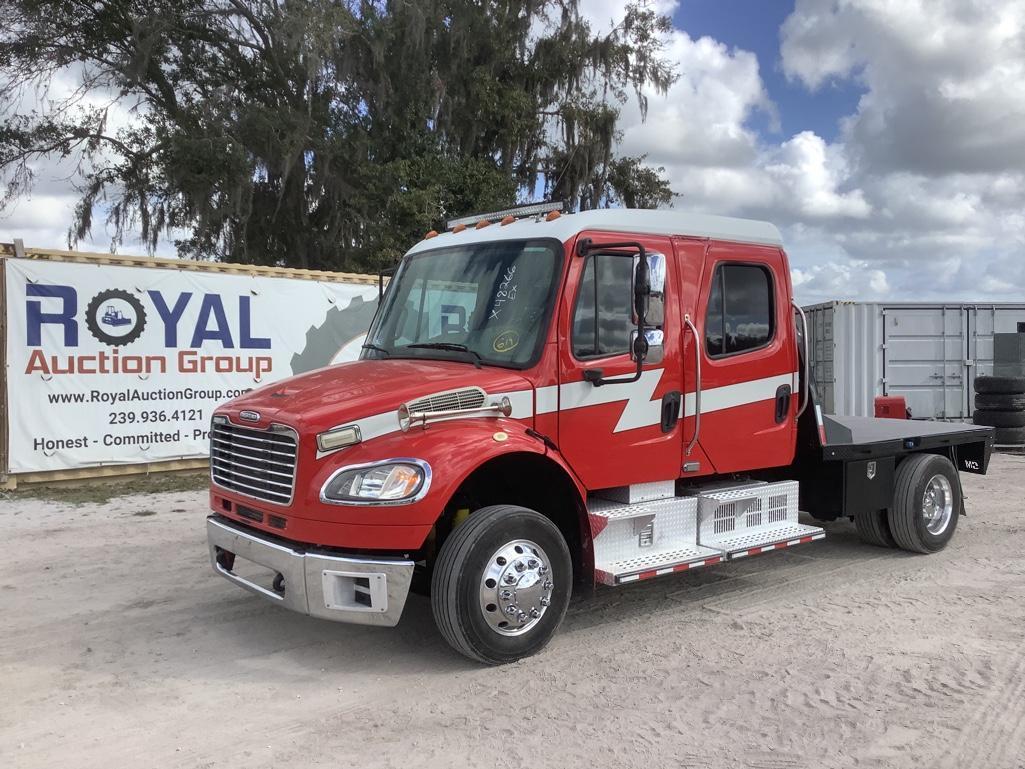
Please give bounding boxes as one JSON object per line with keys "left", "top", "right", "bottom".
{"left": 631, "top": 329, "right": 664, "bottom": 364}
{"left": 632, "top": 252, "right": 665, "bottom": 326}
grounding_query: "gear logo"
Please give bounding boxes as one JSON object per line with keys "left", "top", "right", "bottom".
{"left": 85, "top": 289, "right": 147, "bottom": 347}
{"left": 291, "top": 294, "right": 379, "bottom": 375}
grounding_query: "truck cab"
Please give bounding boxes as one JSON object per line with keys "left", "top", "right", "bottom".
{"left": 207, "top": 205, "right": 993, "bottom": 663}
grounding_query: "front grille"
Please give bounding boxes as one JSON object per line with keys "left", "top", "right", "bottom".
{"left": 406, "top": 387, "right": 486, "bottom": 414}
{"left": 210, "top": 420, "right": 297, "bottom": 506}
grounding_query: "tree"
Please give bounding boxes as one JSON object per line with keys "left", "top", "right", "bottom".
{"left": 0, "top": 0, "right": 677, "bottom": 271}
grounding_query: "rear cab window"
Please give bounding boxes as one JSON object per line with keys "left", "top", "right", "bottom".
{"left": 704, "top": 263, "right": 775, "bottom": 357}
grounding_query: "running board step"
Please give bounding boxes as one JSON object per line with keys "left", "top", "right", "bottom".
{"left": 695, "top": 481, "right": 824, "bottom": 558}
{"left": 711, "top": 522, "right": 825, "bottom": 560}
{"left": 588, "top": 479, "right": 825, "bottom": 587}
{"left": 596, "top": 546, "right": 723, "bottom": 586}
{"left": 590, "top": 495, "right": 716, "bottom": 586}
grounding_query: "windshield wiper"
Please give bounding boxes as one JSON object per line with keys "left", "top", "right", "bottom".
{"left": 361, "top": 342, "right": 390, "bottom": 356}
{"left": 404, "top": 342, "right": 483, "bottom": 369}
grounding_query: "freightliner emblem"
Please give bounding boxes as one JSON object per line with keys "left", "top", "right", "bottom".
{"left": 239, "top": 410, "right": 261, "bottom": 422}
{"left": 867, "top": 461, "right": 877, "bottom": 480}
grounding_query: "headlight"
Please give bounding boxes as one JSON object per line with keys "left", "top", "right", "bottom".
{"left": 317, "top": 425, "right": 362, "bottom": 453}
{"left": 320, "top": 459, "right": 431, "bottom": 505}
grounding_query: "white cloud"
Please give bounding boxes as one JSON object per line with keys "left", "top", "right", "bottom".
{"left": 791, "top": 261, "right": 890, "bottom": 303}
{"left": 590, "top": 0, "right": 1025, "bottom": 303}
{"left": 0, "top": 66, "right": 174, "bottom": 255}
{"left": 762, "top": 131, "right": 870, "bottom": 220}
{"left": 4, "top": 0, "right": 1024, "bottom": 302}
{"left": 782, "top": 0, "right": 1025, "bottom": 176}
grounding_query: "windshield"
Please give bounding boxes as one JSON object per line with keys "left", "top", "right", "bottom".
{"left": 364, "top": 239, "right": 563, "bottom": 368}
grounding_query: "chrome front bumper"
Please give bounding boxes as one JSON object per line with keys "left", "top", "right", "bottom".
{"left": 206, "top": 516, "right": 414, "bottom": 627}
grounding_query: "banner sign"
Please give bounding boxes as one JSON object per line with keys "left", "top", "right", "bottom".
{"left": 4, "top": 258, "right": 378, "bottom": 473}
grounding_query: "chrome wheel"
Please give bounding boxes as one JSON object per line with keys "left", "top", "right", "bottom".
{"left": 922, "top": 474, "right": 954, "bottom": 535}
{"left": 478, "top": 539, "right": 553, "bottom": 636}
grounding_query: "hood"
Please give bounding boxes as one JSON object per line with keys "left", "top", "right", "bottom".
{"left": 222, "top": 359, "right": 534, "bottom": 430}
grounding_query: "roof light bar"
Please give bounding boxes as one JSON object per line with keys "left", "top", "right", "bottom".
{"left": 446, "top": 201, "right": 564, "bottom": 231}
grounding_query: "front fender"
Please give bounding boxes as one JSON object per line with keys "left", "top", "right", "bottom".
{"left": 300, "top": 417, "right": 552, "bottom": 531}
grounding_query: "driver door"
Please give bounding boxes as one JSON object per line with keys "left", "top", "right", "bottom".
{"left": 555, "top": 233, "right": 682, "bottom": 490}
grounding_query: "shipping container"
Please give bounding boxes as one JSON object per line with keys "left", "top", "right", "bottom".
{"left": 803, "top": 301, "right": 1025, "bottom": 420}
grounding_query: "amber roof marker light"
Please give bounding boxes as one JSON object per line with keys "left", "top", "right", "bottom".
{"left": 446, "top": 201, "right": 564, "bottom": 231}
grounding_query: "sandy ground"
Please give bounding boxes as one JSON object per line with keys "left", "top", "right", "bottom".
{"left": 2, "top": 456, "right": 1024, "bottom": 769}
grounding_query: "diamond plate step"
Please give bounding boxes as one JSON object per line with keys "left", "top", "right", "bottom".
{"left": 595, "top": 544, "right": 723, "bottom": 586}
{"left": 705, "top": 521, "right": 825, "bottom": 559}
{"left": 589, "top": 496, "right": 700, "bottom": 563}
{"left": 694, "top": 480, "right": 825, "bottom": 560}
{"left": 590, "top": 495, "right": 714, "bottom": 585}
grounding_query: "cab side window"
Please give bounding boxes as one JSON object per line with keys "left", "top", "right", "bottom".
{"left": 572, "top": 253, "right": 634, "bottom": 358}
{"left": 705, "top": 263, "right": 774, "bottom": 356}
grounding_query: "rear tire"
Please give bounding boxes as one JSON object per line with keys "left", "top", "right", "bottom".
{"left": 887, "top": 454, "right": 960, "bottom": 554}
{"left": 431, "top": 505, "right": 572, "bottom": 665}
{"left": 974, "top": 375, "right": 1025, "bottom": 395}
{"left": 974, "top": 392, "right": 1025, "bottom": 411}
{"left": 854, "top": 509, "right": 897, "bottom": 548}
{"left": 973, "top": 409, "right": 1025, "bottom": 428}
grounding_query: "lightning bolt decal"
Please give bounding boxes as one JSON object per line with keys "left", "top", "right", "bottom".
{"left": 546, "top": 368, "right": 666, "bottom": 433}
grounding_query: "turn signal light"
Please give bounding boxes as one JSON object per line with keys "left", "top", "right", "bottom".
{"left": 317, "top": 425, "right": 362, "bottom": 452}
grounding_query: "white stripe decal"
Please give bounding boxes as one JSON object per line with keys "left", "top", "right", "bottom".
{"left": 356, "top": 410, "right": 402, "bottom": 442}
{"left": 683, "top": 372, "right": 796, "bottom": 418}
{"left": 492, "top": 389, "right": 534, "bottom": 420}
{"left": 535, "top": 384, "right": 559, "bottom": 415}
{"left": 350, "top": 370, "right": 797, "bottom": 442}
{"left": 553, "top": 368, "right": 665, "bottom": 432}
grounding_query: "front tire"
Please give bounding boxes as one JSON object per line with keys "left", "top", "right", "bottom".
{"left": 888, "top": 454, "right": 961, "bottom": 554}
{"left": 431, "top": 505, "right": 572, "bottom": 664}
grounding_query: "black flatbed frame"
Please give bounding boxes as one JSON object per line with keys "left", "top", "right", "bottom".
{"left": 821, "top": 414, "right": 994, "bottom": 463}
{"left": 787, "top": 399, "right": 994, "bottom": 521}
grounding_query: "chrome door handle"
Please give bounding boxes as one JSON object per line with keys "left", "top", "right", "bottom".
{"left": 792, "top": 300, "right": 810, "bottom": 419}
{"left": 683, "top": 314, "right": 701, "bottom": 456}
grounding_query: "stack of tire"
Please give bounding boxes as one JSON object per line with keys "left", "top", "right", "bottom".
{"left": 973, "top": 375, "right": 1025, "bottom": 446}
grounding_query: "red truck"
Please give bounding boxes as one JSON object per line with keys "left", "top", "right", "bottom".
{"left": 206, "top": 204, "right": 994, "bottom": 664}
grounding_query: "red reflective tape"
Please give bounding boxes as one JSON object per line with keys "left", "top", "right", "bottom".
{"left": 638, "top": 569, "right": 659, "bottom": 581}
{"left": 800, "top": 536, "right": 813, "bottom": 544}
{"left": 589, "top": 514, "right": 610, "bottom": 538}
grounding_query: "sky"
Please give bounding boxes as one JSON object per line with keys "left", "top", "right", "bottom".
{"left": 2, "top": 0, "right": 1024, "bottom": 304}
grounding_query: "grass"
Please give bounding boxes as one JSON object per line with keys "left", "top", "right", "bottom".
{"left": 6, "top": 472, "right": 209, "bottom": 505}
